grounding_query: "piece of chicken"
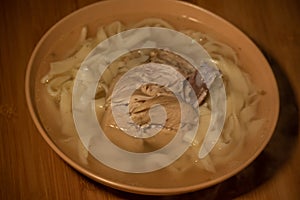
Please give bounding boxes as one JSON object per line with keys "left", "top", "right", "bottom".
{"left": 100, "top": 49, "right": 212, "bottom": 152}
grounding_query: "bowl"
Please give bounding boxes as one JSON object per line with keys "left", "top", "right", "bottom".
{"left": 25, "top": 0, "right": 279, "bottom": 195}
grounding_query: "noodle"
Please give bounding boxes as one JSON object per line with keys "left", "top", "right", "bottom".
{"left": 41, "top": 18, "right": 264, "bottom": 173}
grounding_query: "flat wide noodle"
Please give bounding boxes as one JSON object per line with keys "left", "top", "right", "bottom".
{"left": 40, "top": 18, "right": 264, "bottom": 173}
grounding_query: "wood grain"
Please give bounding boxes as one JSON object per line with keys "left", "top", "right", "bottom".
{"left": 1, "top": 0, "right": 299, "bottom": 199}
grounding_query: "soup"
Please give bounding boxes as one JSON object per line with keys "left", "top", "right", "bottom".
{"left": 35, "top": 17, "right": 265, "bottom": 188}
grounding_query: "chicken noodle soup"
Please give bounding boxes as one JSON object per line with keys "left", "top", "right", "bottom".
{"left": 40, "top": 18, "right": 265, "bottom": 174}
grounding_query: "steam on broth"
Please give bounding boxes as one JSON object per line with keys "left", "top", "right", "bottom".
{"left": 40, "top": 18, "right": 265, "bottom": 175}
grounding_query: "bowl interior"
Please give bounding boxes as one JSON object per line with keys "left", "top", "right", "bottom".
{"left": 26, "top": 0, "right": 279, "bottom": 195}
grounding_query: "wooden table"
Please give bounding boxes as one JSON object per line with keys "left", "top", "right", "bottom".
{"left": 1, "top": 0, "right": 299, "bottom": 199}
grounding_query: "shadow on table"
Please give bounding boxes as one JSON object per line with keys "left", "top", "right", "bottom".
{"left": 84, "top": 53, "right": 299, "bottom": 200}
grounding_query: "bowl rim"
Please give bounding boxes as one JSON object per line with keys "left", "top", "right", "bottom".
{"left": 25, "top": 0, "right": 280, "bottom": 195}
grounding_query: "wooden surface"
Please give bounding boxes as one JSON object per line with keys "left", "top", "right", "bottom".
{"left": 1, "top": 0, "right": 299, "bottom": 199}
